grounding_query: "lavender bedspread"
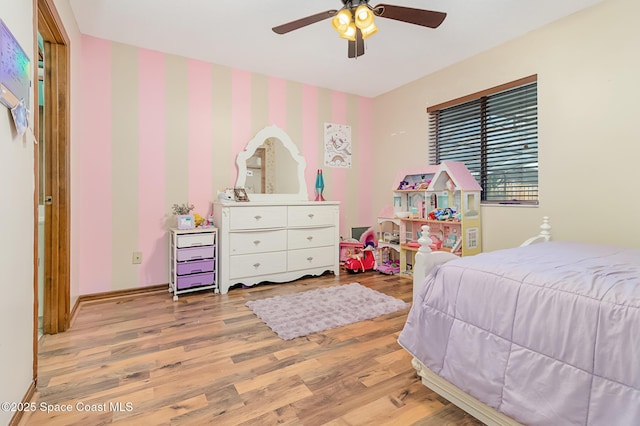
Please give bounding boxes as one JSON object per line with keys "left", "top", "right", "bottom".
{"left": 398, "top": 241, "right": 640, "bottom": 426}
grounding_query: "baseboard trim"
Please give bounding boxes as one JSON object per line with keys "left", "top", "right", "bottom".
{"left": 69, "top": 295, "right": 81, "bottom": 327}
{"left": 76, "top": 284, "right": 169, "bottom": 307}
{"left": 9, "top": 380, "right": 36, "bottom": 426}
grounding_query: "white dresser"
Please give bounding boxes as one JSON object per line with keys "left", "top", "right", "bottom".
{"left": 213, "top": 201, "right": 340, "bottom": 294}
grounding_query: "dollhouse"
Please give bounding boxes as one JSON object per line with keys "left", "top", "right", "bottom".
{"left": 377, "top": 166, "right": 438, "bottom": 274}
{"left": 378, "top": 162, "right": 481, "bottom": 275}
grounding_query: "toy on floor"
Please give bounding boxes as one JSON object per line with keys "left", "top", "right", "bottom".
{"left": 340, "top": 227, "right": 377, "bottom": 265}
{"left": 339, "top": 240, "right": 363, "bottom": 264}
{"left": 376, "top": 259, "right": 400, "bottom": 275}
{"left": 359, "top": 227, "right": 377, "bottom": 248}
{"left": 344, "top": 242, "right": 377, "bottom": 273}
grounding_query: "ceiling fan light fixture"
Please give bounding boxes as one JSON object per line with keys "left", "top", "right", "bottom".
{"left": 339, "top": 22, "right": 357, "bottom": 41}
{"left": 354, "top": 4, "right": 374, "bottom": 29}
{"left": 331, "top": 9, "right": 353, "bottom": 34}
{"left": 271, "top": 1, "right": 447, "bottom": 59}
{"left": 360, "top": 22, "right": 378, "bottom": 39}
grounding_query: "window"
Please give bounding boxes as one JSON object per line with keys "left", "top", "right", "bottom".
{"left": 428, "top": 76, "right": 538, "bottom": 204}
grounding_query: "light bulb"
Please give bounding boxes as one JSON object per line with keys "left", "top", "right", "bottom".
{"left": 340, "top": 22, "right": 357, "bottom": 41}
{"left": 354, "top": 4, "right": 374, "bottom": 29}
{"left": 331, "top": 9, "right": 353, "bottom": 34}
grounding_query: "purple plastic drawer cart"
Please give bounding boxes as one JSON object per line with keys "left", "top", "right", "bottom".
{"left": 169, "top": 227, "right": 219, "bottom": 300}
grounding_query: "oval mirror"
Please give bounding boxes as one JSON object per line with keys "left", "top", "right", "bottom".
{"left": 236, "top": 125, "right": 308, "bottom": 201}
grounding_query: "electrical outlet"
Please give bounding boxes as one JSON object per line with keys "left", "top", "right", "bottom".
{"left": 132, "top": 251, "right": 142, "bottom": 264}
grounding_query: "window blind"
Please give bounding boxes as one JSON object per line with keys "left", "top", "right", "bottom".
{"left": 429, "top": 81, "right": 538, "bottom": 204}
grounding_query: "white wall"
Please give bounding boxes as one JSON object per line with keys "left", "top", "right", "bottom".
{"left": 0, "top": 3, "right": 80, "bottom": 422}
{"left": 0, "top": 1, "right": 36, "bottom": 424}
{"left": 373, "top": 0, "right": 640, "bottom": 251}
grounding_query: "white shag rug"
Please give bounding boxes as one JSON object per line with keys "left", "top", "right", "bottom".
{"left": 245, "top": 283, "right": 410, "bottom": 340}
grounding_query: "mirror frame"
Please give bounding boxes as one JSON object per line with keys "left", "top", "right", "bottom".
{"left": 236, "top": 125, "right": 308, "bottom": 201}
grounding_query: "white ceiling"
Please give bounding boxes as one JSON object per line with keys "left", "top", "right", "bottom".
{"left": 68, "top": 0, "right": 602, "bottom": 98}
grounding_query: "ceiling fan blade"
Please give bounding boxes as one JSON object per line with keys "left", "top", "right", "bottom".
{"left": 272, "top": 10, "right": 338, "bottom": 34}
{"left": 374, "top": 4, "right": 446, "bottom": 28}
{"left": 348, "top": 28, "right": 365, "bottom": 58}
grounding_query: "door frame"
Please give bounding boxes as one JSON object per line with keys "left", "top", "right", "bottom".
{"left": 33, "top": 0, "right": 71, "bottom": 379}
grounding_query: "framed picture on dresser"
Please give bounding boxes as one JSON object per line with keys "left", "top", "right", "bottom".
{"left": 234, "top": 187, "right": 250, "bottom": 202}
{"left": 177, "top": 214, "right": 195, "bottom": 230}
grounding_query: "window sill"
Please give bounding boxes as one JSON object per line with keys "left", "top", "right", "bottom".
{"left": 480, "top": 203, "right": 538, "bottom": 208}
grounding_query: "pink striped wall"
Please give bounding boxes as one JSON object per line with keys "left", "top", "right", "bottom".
{"left": 78, "top": 36, "right": 113, "bottom": 294}
{"left": 269, "top": 77, "right": 287, "bottom": 129}
{"left": 188, "top": 59, "right": 214, "bottom": 215}
{"left": 302, "top": 85, "right": 319, "bottom": 199}
{"left": 357, "top": 97, "right": 374, "bottom": 226}
{"left": 231, "top": 69, "right": 252, "bottom": 181}
{"left": 75, "top": 36, "right": 374, "bottom": 294}
{"left": 138, "top": 49, "right": 166, "bottom": 286}
{"left": 331, "top": 91, "right": 348, "bottom": 235}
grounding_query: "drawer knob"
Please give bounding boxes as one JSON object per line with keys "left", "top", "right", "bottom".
{"left": 253, "top": 262, "right": 261, "bottom": 269}
{"left": 253, "top": 240, "right": 261, "bottom": 245}
{"left": 254, "top": 215, "right": 262, "bottom": 221}
{"left": 306, "top": 256, "right": 313, "bottom": 262}
{"left": 307, "top": 213, "right": 315, "bottom": 219}
{"left": 306, "top": 236, "right": 313, "bottom": 241}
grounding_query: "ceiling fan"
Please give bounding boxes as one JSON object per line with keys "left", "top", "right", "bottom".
{"left": 272, "top": 1, "right": 446, "bottom": 58}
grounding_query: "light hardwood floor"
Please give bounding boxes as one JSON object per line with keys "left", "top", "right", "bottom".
{"left": 21, "top": 271, "right": 484, "bottom": 425}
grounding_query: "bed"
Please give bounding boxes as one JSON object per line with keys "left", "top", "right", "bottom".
{"left": 398, "top": 217, "right": 640, "bottom": 426}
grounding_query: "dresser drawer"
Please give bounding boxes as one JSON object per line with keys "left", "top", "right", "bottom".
{"left": 229, "top": 251, "right": 287, "bottom": 279}
{"left": 288, "top": 227, "right": 335, "bottom": 250}
{"left": 176, "top": 245, "right": 215, "bottom": 262}
{"left": 230, "top": 229, "right": 286, "bottom": 255}
{"left": 177, "top": 233, "right": 215, "bottom": 248}
{"left": 177, "top": 271, "right": 214, "bottom": 290}
{"left": 230, "top": 206, "right": 287, "bottom": 230}
{"left": 288, "top": 246, "right": 335, "bottom": 272}
{"left": 176, "top": 259, "right": 215, "bottom": 276}
{"left": 288, "top": 205, "right": 336, "bottom": 227}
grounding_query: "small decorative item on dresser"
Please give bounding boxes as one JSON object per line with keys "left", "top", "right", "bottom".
{"left": 172, "top": 203, "right": 195, "bottom": 230}
{"left": 193, "top": 213, "right": 206, "bottom": 228}
{"left": 315, "top": 169, "right": 325, "bottom": 201}
{"left": 217, "top": 188, "right": 235, "bottom": 202}
{"left": 234, "top": 187, "right": 250, "bottom": 202}
{"left": 177, "top": 215, "right": 195, "bottom": 230}
{"left": 172, "top": 203, "right": 195, "bottom": 215}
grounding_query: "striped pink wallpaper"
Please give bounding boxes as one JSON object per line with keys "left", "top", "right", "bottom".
{"left": 302, "top": 85, "right": 319, "bottom": 199}
{"left": 331, "top": 91, "right": 348, "bottom": 233}
{"left": 268, "top": 77, "right": 287, "bottom": 129}
{"left": 77, "top": 35, "right": 374, "bottom": 294}
{"left": 231, "top": 69, "right": 252, "bottom": 179}
{"left": 78, "top": 36, "right": 113, "bottom": 294}
{"left": 188, "top": 59, "right": 214, "bottom": 216}
{"left": 138, "top": 49, "right": 167, "bottom": 287}
{"left": 357, "top": 97, "right": 374, "bottom": 224}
